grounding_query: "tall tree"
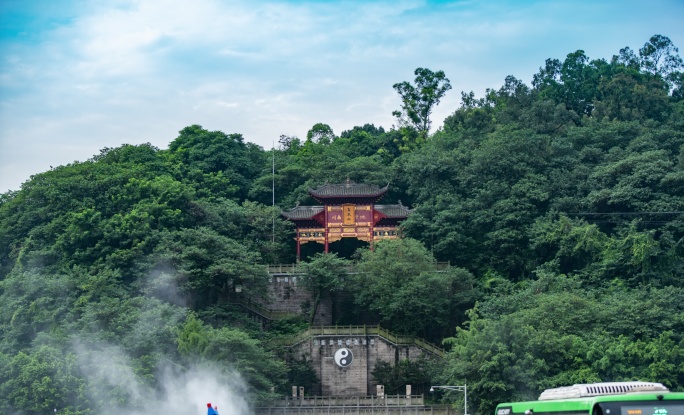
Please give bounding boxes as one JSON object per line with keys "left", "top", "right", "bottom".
{"left": 306, "top": 123, "right": 335, "bottom": 144}
{"left": 639, "top": 35, "right": 684, "bottom": 80}
{"left": 393, "top": 68, "right": 452, "bottom": 139}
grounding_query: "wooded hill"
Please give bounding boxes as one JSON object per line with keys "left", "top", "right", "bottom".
{"left": 1, "top": 35, "right": 683, "bottom": 415}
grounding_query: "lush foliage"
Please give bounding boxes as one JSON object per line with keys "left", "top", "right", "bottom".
{"left": 1, "top": 34, "right": 683, "bottom": 414}
{"left": 351, "top": 239, "right": 477, "bottom": 343}
{"left": 371, "top": 357, "right": 438, "bottom": 396}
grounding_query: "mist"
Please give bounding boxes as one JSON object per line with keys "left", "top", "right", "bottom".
{"left": 69, "top": 340, "right": 252, "bottom": 415}
{"left": 130, "top": 364, "right": 252, "bottom": 415}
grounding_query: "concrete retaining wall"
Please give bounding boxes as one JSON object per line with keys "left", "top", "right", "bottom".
{"left": 290, "top": 334, "right": 431, "bottom": 396}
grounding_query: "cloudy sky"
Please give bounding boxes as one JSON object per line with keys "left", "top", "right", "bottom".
{"left": 1, "top": 0, "right": 683, "bottom": 192}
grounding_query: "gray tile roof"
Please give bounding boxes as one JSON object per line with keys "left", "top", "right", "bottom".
{"left": 282, "top": 206, "right": 324, "bottom": 220}
{"left": 375, "top": 204, "right": 411, "bottom": 218}
{"left": 309, "top": 182, "right": 389, "bottom": 198}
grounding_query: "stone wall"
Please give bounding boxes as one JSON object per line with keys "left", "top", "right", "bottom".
{"left": 261, "top": 275, "right": 333, "bottom": 325}
{"left": 254, "top": 404, "right": 457, "bottom": 414}
{"left": 290, "top": 334, "right": 433, "bottom": 396}
{"left": 256, "top": 273, "right": 440, "bottom": 398}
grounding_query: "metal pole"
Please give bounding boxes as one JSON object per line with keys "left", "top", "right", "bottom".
{"left": 430, "top": 385, "right": 467, "bottom": 415}
{"left": 464, "top": 383, "right": 467, "bottom": 415}
{"left": 272, "top": 140, "right": 275, "bottom": 244}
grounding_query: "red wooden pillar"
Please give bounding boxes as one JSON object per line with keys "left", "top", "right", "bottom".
{"left": 296, "top": 236, "right": 301, "bottom": 262}
{"left": 324, "top": 205, "right": 329, "bottom": 253}
{"left": 370, "top": 203, "right": 375, "bottom": 251}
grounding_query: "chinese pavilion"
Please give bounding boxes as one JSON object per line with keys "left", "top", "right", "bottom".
{"left": 282, "top": 181, "right": 411, "bottom": 260}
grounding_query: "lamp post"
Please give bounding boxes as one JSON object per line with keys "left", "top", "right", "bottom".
{"left": 430, "top": 384, "right": 467, "bottom": 415}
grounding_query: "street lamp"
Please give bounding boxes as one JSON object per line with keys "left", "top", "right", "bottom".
{"left": 430, "top": 384, "right": 467, "bottom": 415}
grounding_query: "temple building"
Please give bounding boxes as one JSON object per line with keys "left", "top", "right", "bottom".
{"left": 282, "top": 181, "right": 411, "bottom": 260}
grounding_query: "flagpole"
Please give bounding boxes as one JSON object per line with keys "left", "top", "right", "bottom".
{"left": 272, "top": 140, "right": 275, "bottom": 244}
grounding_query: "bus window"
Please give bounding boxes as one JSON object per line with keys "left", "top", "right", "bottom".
{"left": 598, "top": 401, "right": 684, "bottom": 415}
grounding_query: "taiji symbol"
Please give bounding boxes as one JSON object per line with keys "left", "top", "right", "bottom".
{"left": 334, "top": 348, "right": 353, "bottom": 367}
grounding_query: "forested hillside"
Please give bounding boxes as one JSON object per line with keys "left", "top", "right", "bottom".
{"left": 1, "top": 35, "right": 683, "bottom": 415}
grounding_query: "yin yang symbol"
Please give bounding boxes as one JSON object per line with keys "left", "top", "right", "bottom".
{"left": 334, "top": 348, "right": 353, "bottom": 367}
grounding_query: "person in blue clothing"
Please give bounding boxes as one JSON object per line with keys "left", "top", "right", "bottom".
{"left": 207, "top": 403, "right": 219, "bottom": 415}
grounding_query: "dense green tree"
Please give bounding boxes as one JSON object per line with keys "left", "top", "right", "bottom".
{"left": 0, "top": 269, "right": 76, "bottom": 352}
{"left": 299, "top": 253, "right": 350, "bottom": 324}
{"left": 352, "top": 239, "right": 477, "bottom": 341}
{"left": 532, "top": 50, "right": 602, "bottom": 117}
{"left": 282, "top": 353, "right": 320, "bottom": 396}
{"left": 176, "top": 314, "right": 286, "bottom": 403}
{"left": 594, "top": 71, "right": 670, "bottom": 121}
{"left": 167, "top": 125, "right": 265, "bottom": 200}
{"left": 334, "top": 124, "right": 387, "bottom": 158}
{"left": 155, "top": 227, "right": 269, "bottom": 308}
{"left": 0, "top": 346, "right": 90, "bottom": 415}
{"left": 371, "top": 357, "right": 438, "bottom": 396}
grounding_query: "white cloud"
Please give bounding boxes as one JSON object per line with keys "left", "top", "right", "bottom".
{"left": 1, "top": 0, "right": 684, "bottom": 192}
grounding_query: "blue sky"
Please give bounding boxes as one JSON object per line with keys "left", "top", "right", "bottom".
{"left": 1, "top": 0, "right": 683, "bottom": 192}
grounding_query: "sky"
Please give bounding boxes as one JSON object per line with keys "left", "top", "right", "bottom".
{"left": 1, "top": 0, "right": 683, "bottom": 193}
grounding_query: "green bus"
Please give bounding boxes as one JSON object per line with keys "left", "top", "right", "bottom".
{"left": 495, "top": 382, "right": 684, "bottom": 415}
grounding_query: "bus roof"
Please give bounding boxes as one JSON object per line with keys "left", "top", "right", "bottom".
{"left": 539, "top": 382, "right": 669, "bottom": 400}
{"left": 495, "top": 382, "right": 684, "bottom": 415}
